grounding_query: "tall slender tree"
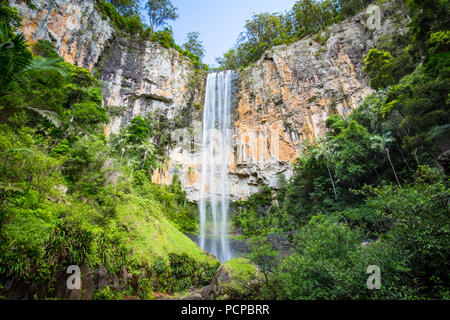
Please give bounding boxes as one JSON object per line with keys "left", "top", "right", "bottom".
{"left": 370, "top": 132, "right": 402, "bottom": 188}
{"left": 144, "top": 0, "right": 178, "bottom": 35}
{"left": 182, "top": 32, "right": 205, "bottom": 59}
{"left": 315, "top": 141, "right": 338, "bottom": 200}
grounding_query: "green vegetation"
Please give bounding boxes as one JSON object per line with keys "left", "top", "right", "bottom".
{"left": 217, "top": 0, "right": 377, "bottom": 70}
{"left": 0, "top": 0, "right": 448, "bottom": 301}
{"left": 96, "top": 1, "right": 145, "bottom": 35}
{"left": 144, "top": 0, "right": 178, "bottom": 37}
{"left": 0, "top": 2, "right": 217, "bottom": 299}
{"left": 182, "top": 32, "right": 205, "bottom": 60}
{"left": 107, "top": 0, "right": 139, "bottom": 17}
{"left": 216, "top": 258, "right": 264, "bottom": 300}
{"left": 231, "top": 0, "right": 450, "bottom": 299}
{"left": 95, "top": 0, "right": 207, "bottom": 69}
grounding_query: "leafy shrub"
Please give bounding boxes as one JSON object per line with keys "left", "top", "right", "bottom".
{"left": 96, "top": 0, "right": 144, "bottom": 35}
{"left": 276, "top": 215, "right": 367, "bottom": 299}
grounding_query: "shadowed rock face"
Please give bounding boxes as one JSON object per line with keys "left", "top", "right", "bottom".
{"left": 97, "top": 36, "right": 203, "bottom": 135}
{"left": 14, "top": 0, "right": 408, "bottom": 201}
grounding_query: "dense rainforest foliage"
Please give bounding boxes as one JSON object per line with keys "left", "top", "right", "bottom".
{"left": 231, "top": 0, "right": 449, "bottom": 299}
{"left": 0, "top": 0, "right": 218, "bottom": 299}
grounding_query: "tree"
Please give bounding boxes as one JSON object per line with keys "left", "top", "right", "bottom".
{"left": 184, "top": 166, "right": 195, "bottom": 184}
{"left": 182, "top": 32, "right": 205, "bottom": 59}
{"left": 138, "top": 140, "right": 156, "bottom": 169}
{"left": 314, "top": 141, "right": 338, "bottom": 200}
{"left": 370, "top": 132, "right": 401, "bottom": 188}
{"left": 144, "top": 0, "right": 178, "bottom": 35}
{"left": 241, "top": 13, "right": 287, "bottom": 47}
{"left": 247, "top": 235, "right": 278, "bottom": 299}
{"left": 216, "top": 48, "right": 243, "bottom": 70}
{"left": 0, "top": 0, "right": 36, "bottom": 29}
{"left": 0, "top": 128, "right": 62, "bottom": 201}
{"left": 128, "top": 116, "right": 150, "bottom": 143}
{"left": 363, "top": 49, "right": 395, "bottom": 90}
{"left": 287, "top": 0, "right": 339, "bottom": 37}
{"left": 108, "top": 0, "right": 139, "bottom": 17}
{"left": 0, "top": 23, "right": 67, "bottom": 95}
{"left": 338, "top": 0, "right": 373, "bottom": 18}
{"left": 361, "top": 166, "right": 450, "bottom": 299}
{"left": 408, "top": 0, "right": 450, "bottom": 53}
{"left": 332, "top": 120, "right": 374, "bottom": 191}
{"left": 276, "top": 215, "right": 366, "bottom": 299}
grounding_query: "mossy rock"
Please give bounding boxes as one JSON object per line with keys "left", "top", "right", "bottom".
{"left": 202, "top": 258, "right": 264, "bottom": 300}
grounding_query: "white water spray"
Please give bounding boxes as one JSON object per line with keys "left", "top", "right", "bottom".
{"left": 199, "top": 71, "right": 234, "bottom": 263}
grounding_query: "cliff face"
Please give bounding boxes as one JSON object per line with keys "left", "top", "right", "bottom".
{"left": 13, "top": 0, "right": 203, "bottom": 136}
{"left": 98, "top": 36, "right": 203, "bottom": 135}
{"left": 228, "top": 4, "right": 408, "bottom": 199}
{"left": 152, "top": 2, "right": 407, "bottom": 201}
{"left": 14, "top": 0, "right": 408, "bottom": 201}
{"left": 13, "top": 0, "right": 114, "bottom": 71}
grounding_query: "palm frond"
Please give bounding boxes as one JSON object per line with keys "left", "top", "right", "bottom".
{"left": 26, "top": 106, "right": 63, "bottom": 128}
{"left": 427, "top": 124, "right": 450, "bottom": 141}
{"left": 22, "top": 56, "right": 68, "bottom": 78}
{"left": 0, "top": 147, "right": 38, "bottom": 155}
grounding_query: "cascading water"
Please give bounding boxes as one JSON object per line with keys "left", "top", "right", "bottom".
{"left": 198, "top": 71, "right": 234, "bottom": 263}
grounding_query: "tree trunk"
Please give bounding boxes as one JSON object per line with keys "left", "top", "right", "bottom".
{"left": 326, "top": 161, "right": 338, "bottom": 200}
{"left": 386, "top": 148, "right": 401, "bottom": 188}
{"left": 142, "top": 151, "right": 147, "bottom": 169}
{"left": 395, "top": 144, "right": 413, "bottom": 173}
{"left": 374, "top": 166, "right": 381, "bottom": 182}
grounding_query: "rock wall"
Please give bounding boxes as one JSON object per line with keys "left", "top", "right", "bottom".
{"left": 98, "top": 36, "right": 203, "bottom": 135}
{"left": 13, "top": 0, "right": 203, "bottom": 136}
{"left": 227, "top": 3, "right": 408, "bottom": 199}
{"left": 14, "top": 0, "right": 408, "bottom": 201}
{"left": 13, "top": 0, "right": 115, "bottom": 71}
{"left": 0, "top": 264, "right": 137, "bottom": 300}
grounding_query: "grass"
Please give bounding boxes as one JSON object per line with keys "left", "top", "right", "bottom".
{"left": 114, "top": 194, "right": 216, "bottom": 269}
{"left": 223, "top": 258, "right": 260, "bottom": 282}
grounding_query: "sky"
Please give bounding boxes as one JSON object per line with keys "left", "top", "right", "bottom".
{"left": 164, "top": 0, "right": 298, "bottom": 66}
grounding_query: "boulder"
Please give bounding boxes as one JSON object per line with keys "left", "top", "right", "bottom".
{"left": 201, "top": 258, "right": 264, "bottom": 300}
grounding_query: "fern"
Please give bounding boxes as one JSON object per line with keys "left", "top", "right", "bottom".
{"left": 26, "top": 106, "right": 63, "bottom": 128}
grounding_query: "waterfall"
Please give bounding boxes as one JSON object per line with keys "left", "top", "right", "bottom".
{"left": 198, "top": 71, "right": 234, "bottom": 263}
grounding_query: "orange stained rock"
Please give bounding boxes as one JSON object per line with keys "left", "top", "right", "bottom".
{"left": 104, "top": 125, "right": 111, "bottom": 138}
{"left": 187, "top": 172, "right": 200, "bottom": 185}
{"left": 20, "top": 16, "right": 37, "bottom": 44}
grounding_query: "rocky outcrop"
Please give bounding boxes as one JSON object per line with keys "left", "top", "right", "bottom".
{"left": 171, "top": 257, "right": 263, "bottom": 300}
{"left": 12, "top": 0, "right": 115, "bottom": 71}
{"left": 199, "top": 258, "right": 264, "bottom": 300}
{"left": 98, "top": 36, "right": 203, "bottom": 135}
